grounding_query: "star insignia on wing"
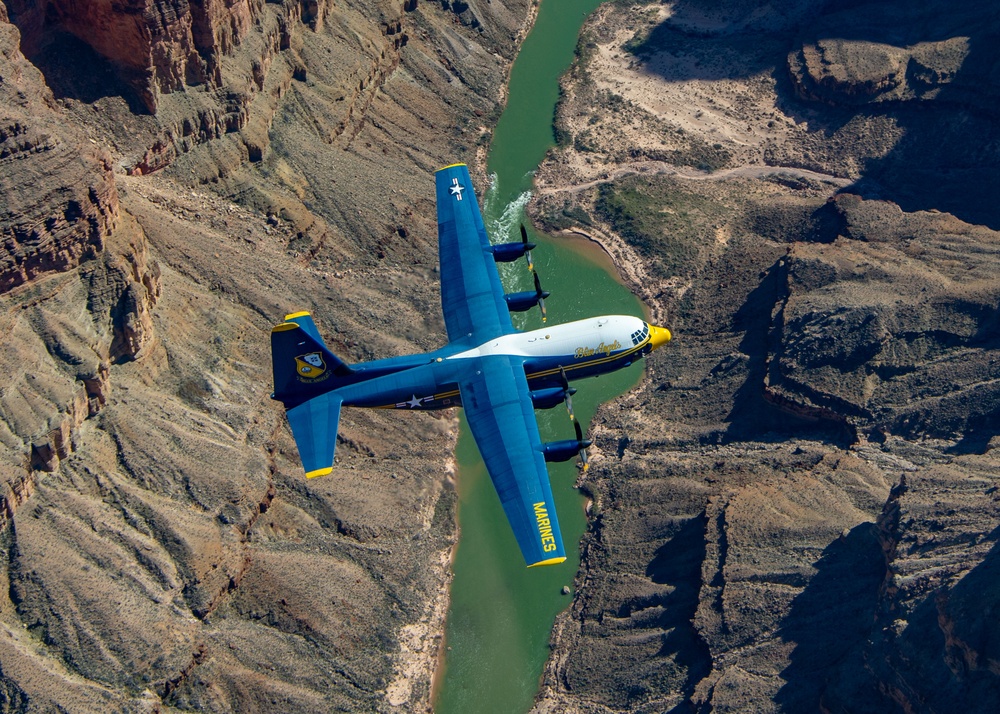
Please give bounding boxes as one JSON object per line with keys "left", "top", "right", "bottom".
{"left": 449, "top": 178, "right": 465, "bottom": 201}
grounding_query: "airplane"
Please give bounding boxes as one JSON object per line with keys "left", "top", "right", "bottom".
{"left": 270, "top": 164, "right": 671, "bottom": 567}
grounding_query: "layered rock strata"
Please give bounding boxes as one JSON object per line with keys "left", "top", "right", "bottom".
{"left": 530, "top": 0, "right": 1000, "bottom": 711}
{"left": 0, "top": 0, "right": 532, "bottom": 711}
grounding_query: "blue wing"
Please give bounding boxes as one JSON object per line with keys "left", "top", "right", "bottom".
{"left": 436, "top": 164, "right": 516, "bottom": 343}
{"left": 459, "top": 355, "right": 566, "bottom": 567}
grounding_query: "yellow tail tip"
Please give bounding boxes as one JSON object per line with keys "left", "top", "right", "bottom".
{"left": 306, "top": 467, "right": 333, "bottom": 479}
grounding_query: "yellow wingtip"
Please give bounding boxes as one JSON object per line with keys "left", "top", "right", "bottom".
{"left": 527, "top": 557, "right": 567, "bottom": 568}
{"left": 436, "top": 163, "right": 467, "bottom": 172}
{"left": 284, "top": 311, "right": 311, "bottom": 320}
{"left": 271, "top": 322, "right": 300, "bottom": 333}
{"left": 306, "top": 467, "right": 333, "bottom": 479}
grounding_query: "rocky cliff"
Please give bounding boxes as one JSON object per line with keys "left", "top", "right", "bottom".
{"left": 0, "top": 0, "right": 530, "bottom": 711}
{"left": 530, "top": 0, "right": 1000, "bottom": 711}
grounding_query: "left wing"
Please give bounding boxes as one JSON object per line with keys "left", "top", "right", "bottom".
{"left": 435, "top": 164, "right": 516, "bottom": 343}
{"left": 459, "top": 354, "right": 566, "bottom": 567}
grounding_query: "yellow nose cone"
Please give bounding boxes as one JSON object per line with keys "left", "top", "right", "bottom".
{"left": 649, "top": 324, "right": 672, "bottom": 350}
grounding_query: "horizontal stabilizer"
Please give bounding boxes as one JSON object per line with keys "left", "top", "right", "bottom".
{"left": 285, "top": 393, "right": 343, "bottom": 478}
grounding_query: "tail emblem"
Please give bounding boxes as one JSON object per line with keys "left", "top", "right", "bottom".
{"left": 295, "top": 352, "right": 327, "bottom": 380}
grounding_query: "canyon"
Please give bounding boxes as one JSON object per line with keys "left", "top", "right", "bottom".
{"left": 529, "top": 1, "right": 999, "bottom": 711}
{"left": 0, "top": 0, "right": 532, "bottom": 710}
{"left": 1, "top": 0, "right": 998, "bottom": 712}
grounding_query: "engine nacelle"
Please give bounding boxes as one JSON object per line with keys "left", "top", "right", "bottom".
{"left": 491, "top": 241, "right": 535, "bottom": 263}
{"left": 530, "top": 387, "right": 575, "bottom": 410}
{"left": 505, "top": 290, "right": 549, "bottom": 313}
{"left": 541, "top": 439, "right": 592, "bottom": 463}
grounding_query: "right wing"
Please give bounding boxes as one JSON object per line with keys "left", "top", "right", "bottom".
{"left": 435, "top": 164, "right": 516, "bottom": 343}
{"left": 458, "top": 354, "right": 566, "bottom": 567}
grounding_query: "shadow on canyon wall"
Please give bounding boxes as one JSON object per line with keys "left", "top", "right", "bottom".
{"left": 628, "top": 0, "right": 1000, "bottom": 230}
{"left": 645, "top": 514, "right": 713, "bottom": 707}
{"left": 723, "top": 255, "right": 856, "bottom": 446}
{"left": 876, "top": 536, "right": 1000, "bottom": 714}
{"left": 776, "top": 529, "right": 1000, "bottom": 713}
{"left": 26, "top": 31, "right": 150, "bottom": 113}
{"left": 773, "top": 521, "right": 890, "bottom": 712}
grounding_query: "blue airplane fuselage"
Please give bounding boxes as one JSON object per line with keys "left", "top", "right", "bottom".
{"left": 329, "top": 315, "right": 666, "bottom": 411}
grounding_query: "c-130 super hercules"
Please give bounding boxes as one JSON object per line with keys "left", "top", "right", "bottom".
{"left": 271, "top": 164, "right": 670, "bottom": 567}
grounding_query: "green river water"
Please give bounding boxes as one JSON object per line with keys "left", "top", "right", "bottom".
{"left": 433, "top": 1, "right": 649, "bottom": 712}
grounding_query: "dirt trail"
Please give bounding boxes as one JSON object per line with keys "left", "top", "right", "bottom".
{"left": 537, "top": 160, "right": 853, "bottom": 196}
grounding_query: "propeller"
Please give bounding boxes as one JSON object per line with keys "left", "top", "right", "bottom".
{"left": 533, "top": 271, "right": 548, "bottom": 323}
{"left": 520, "top": 224, "right": 534, "bottom": 272}
{"left": 575, "top": 420, "right": 591, "bottom": 472}
{"left": 559, "top": 367, "right": 576, "bottom": 420}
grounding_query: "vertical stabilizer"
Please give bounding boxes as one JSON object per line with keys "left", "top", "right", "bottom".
{"left": 270, "top": 312, "right": 353, "bottom": 406}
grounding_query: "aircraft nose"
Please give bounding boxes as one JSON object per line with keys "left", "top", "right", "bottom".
{"left": 648, "top": 324, "right": 671, "bottom": 351}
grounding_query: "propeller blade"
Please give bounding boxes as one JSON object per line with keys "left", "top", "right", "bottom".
{"left": 574, "top": 421, "right": 591, "bottom": 471}
{"left": 534, "top": 272, "right": 548, "bottom": 322}
{"left": 520, "top": 224, "right": 534, "bottom": 272}
{"left": 559, "top": 367, "right": 575, "bottom": 420}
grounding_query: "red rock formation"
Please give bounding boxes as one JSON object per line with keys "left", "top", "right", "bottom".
{"left": 0, "top": 469, "right": 35, "bottom": 531}
{"left": 5, "top": 0, "right": 265, "bottom": 112}
{"left": 0, "top": 14, "right": 121, "bottom": 292}
{"left": 0, "top": 0, "right": 533, "bottom": 709}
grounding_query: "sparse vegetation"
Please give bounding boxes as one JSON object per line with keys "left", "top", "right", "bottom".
{"left": 573, "top": 129, "right": 599, "bottom": 153}
{"left": 535, "top": 200, "right": 594, "bottom": 232}
{"left": 594, "top": 176, "right": 720, "bottom": 277}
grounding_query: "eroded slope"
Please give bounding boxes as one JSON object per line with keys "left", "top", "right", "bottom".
{"left": 0, "top": 0, "right": 531, "bottom": 711}
{"left": 530, "top": 1, "right": 1000, "bottom": 711}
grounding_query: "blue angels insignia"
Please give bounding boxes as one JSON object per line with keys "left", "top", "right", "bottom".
{"left": 295, "top": 352, "right": 327, "bottom": 380}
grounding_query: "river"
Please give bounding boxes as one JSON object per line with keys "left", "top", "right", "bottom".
{"left": 432, "top": 1, "right": 648, "bottom": 712}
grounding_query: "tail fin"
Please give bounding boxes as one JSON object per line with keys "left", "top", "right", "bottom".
{"left": 271, "top": 312, "right": 352, "bottom": 477}
{"left": 270, "top": 311, "right": 354, "bottom": 406}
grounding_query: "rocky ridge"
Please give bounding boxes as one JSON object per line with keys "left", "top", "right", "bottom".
{"left": 0, "top": 0, "right": 531, "bottom": 711}
{"left": 529, "top": 1, "right": 1000, "bottom": 711}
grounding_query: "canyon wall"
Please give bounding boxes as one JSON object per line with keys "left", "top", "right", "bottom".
{"left": 0, "top": 0, "right": 531, "bottom": 710}
{"left": 530, "top": 0, "right": 1000, "bottom": 711}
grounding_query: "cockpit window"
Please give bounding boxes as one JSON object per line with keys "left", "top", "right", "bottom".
{"left": 631, "top": 324, "right": 651, "bottom": 345}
